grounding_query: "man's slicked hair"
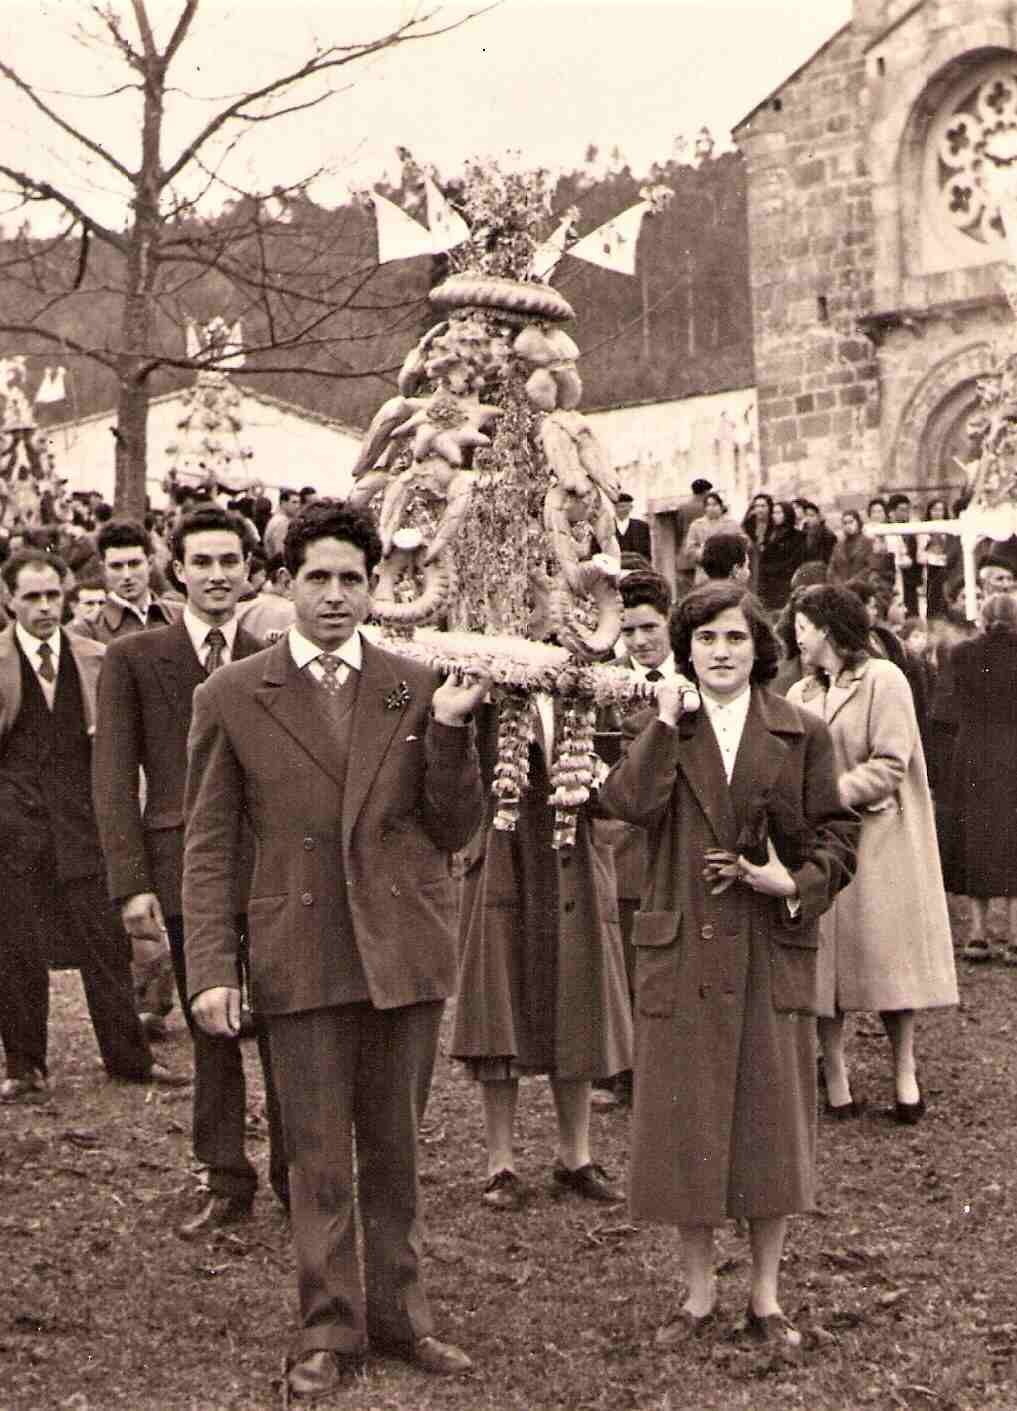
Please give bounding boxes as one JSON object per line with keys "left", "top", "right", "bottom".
{"left": 283, "top": 499, "right": 383, "bottom": 578}
{"left": 170, "top": 504, "right": 257, "bottom": 565}
{"left": 2, "top": 548, "right": 69, "bottom": 594}
{"left": 97, "top": 519, "right": 151, "bottom": 560}
{"left": 620, "top": 569, "right": 671, "bottom": 618}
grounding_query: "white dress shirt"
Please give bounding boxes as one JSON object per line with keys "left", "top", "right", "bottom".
{"left": 15, "top": 622, "right": 61, "bottom": 709}
{"left": 288, "top": 624, "right": 363, "bottom": 687}
{"left": 700, "top": 684, "right": 752, "bottom": 784}
{"left": 630, "top": 651, "right": 677, "bottom": 684}
{"left": 109, "top": 590, "right": 151, "bottom": 625}
{"left": 183, "top": 606, "right": 240, "bottom": 672}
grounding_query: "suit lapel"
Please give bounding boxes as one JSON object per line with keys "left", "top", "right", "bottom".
{"left": 342, "top": 641, "right": 408, "bottom": 841}
{"left": 0, "top": 626, "right": 22, "bottom": 739}
{"left": 675, "top": 710, "right": 738, "bottom": 849}
{"left": 728, "top": 690, "right": 791, "bottom": 834}
{"left": 254, "top": 637, "right": 349, "bottom": 790}
{"left": 153, "top": 620, "right": 205, "bottom": 714}
{"left": 822, "top": 662, "right": 867, "bottom": 726}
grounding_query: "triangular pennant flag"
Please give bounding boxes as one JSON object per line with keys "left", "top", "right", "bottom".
{"left": 568, "top": 201, "right": 650, "bottom": 277}
{"left": 425, "top": 176, "right": 470, "bottom": 254}
{"left": 224, "top": 321, "right": 245, "bottom": 369}
{"left": 185, "top": 319, "right": 201, "bottom": 359}
{"left": 531, "top": 214, "right": 574, "bottom": 282}
{"left": 372, "top": 192, "right": 433, "bottom": 264}
{"left": 35, "top": 366, "right": 67, "bottom": 404}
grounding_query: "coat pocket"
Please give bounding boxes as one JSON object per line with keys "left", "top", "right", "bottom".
{"left": 633, "top": 909, "right": 682, "bottom": 1019}
{"left": 769, "top": 923, "right": 820, "bottom": 1015}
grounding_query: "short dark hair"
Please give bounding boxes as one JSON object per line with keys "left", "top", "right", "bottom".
{"left": 92, "top": 501, "right": 113, "bottom": 524}
{"left": 66, "top": 575, "right": 106, "bottom": 608}
{"left": 691, "top": 478, "right": 713, "bottom": 495}
{"left": 800, "top": 500, "right": 820, "bottom": 515}
{"left": 670, "top": 581, "right": 779, "bottom": 685}
{"left": 701, "top": 532, "right": 748, "bottom": 579}
{"left": 844, "top": 574, "right": 878, "bottom": 606}
{"left": 866, "top": 496, "right": 887, "bottom": 516}
{"left": 97, "top": 519, "right": 151, "bottom": 560}
{"left": 283, "top": 499, "right": 382, "bottom": 577}
{"left": 299, "top": 486, "right": 318, "bottom": 502}
{"left": 619, "top": 550, "right": 653, "bottom": 573}
{"left": 887, "top": 493, "right": 911, "bottom": 513}
{"left": 265, "top": 552, "right": 287, "bottom": 583}
{"left": 978, "top": 555, "right": 1016, "bottom": 579}
{"left": 703, "top": 491, "right": 727, "bottom": 513}
{"left": 278, "top": 487, "right": 300, "bottom": 504}
{"left": 170, "top": 504, "right": 256, "bottom": 565}
{"left": 795, "top": 583, "right": 872, "bottom": 663}
{"left": 2, "top": 548, "right": 69, "bottom": 594}
{"left": 789, "top": 560, "right": 829, "bottom": 592}
{"left": 620, "top": 570, "right": 671, "bottom": 618}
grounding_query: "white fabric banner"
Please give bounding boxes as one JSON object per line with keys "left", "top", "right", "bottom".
{"left": 372, "top": 192, "right": 434, "bottom": 264}
{"left": 424, "top": 176, "right": 470, "bottom": 254}
{"left": 568, "top": 201, "right": 650, "bottom": 277}
{"left": 531, "top": 215, "right": 574, "bottom": 282}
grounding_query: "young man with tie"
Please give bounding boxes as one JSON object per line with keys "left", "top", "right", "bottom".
{"left": 93, "top": 505, "right": 286, "bottom": 1234}
{"left": 182, "top": 500, "right": 487, "bottom": 1399}
{"left": 0, "top": 550, "right": 187, "bottom": 1103}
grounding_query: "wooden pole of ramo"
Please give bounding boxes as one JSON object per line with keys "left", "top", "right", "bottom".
{"left": 865, "top": 517, "right": 983, "bottom": 621}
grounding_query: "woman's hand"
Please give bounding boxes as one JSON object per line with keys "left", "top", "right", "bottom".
{"left": 656, "top": 674, "right": 699, "bottom": 728}
{"left": 737, "top": 836, "right": 798, "bottom": 899}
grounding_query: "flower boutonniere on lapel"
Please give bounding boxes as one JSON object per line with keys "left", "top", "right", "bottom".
{"left": 384, "top": 681, "right": 412, "bottom": 712}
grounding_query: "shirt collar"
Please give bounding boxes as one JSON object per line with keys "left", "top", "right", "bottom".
{"left": 183, "top": 604, "right": 239, "bottom": 658}
{"left": 288, "top": 624, "right": 363, "bottom": 673}
{"left": 630, "top": 651, "right": 676, "bottom": 682}
{"left": 109, "top": 589, "right": 151, "bottom": 623}
{"left": 700, "top": 683, "right": 752, "bottom": 724}
{"left": 15, "top": 621, "right": 61, "bottom": 662}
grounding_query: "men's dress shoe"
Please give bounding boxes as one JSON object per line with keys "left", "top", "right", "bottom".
{"left": 654, "top": 1306, "right": 718, "bottom": 1347}
{"left": 0, "top": 1070, "right": 49, "bottom": 1104}
{"left": 482, "top": 1168, "right": 527, "bottom": 1210}
{"left": 743, "top": 1306, "right": 803, "bottom": 1353}
{"left": 378, "top": 1336, "right": 473, "bottom": 1375}
{"left": 144, "top": 1062, "right": 191, "bottom": 1088}
{"left": 285, "top": 1349, "right": 363, "bottom": 1401}
{"left": 895, "top": 1095, "right": 926, "bottom": 1125}
{"left": 824, "top": 1097, "right": 865, "bottom": 1120}
{"left": 552, "top": 1160, "right": 624, "bottom": 1204}
{"left": 178, "top": 1193, "right": 253, "bottom": 1239}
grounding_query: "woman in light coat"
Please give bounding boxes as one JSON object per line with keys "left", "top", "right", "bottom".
{"left": 601, "top": 582, "right": 858, "bottom": 1351}
{"left": 788, "top": 585, "right": 957, "bottom": 1124}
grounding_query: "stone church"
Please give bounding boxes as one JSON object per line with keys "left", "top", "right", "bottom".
{"left": 734, "top": 0, "right": 1017, "bottom": 509}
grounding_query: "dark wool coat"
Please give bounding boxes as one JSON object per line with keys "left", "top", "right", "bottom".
{"left": 757, "top": 528, "right": 806, "bottom": 611}
{"left": 451, "top": 705, "right": 633, "bottom": 1082}
{"left": 599, "top": 688, "right": 858, "bottom": 1226}
{"left": 936, "top": 631, "right": 1017, "bottom": 898}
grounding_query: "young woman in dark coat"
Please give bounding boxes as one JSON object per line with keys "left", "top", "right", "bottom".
{"left": 756, "top": 501, "right": 805, "bottom": 613}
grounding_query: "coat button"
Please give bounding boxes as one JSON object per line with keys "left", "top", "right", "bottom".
{"left": 303, "top": 837, "right": 314, "bottom": 850}
{"left": 701, "top": 924, "right": 714, "bottom": 940}
{"left": 301, "top": 891, "right": 313, "bottom": 906}
{"left": 390, "top": 883, "right": 401, "bottom": 897}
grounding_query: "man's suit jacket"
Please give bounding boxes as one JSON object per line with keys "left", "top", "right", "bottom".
{"left": 182, "top": 635, "right": 484, "bottom": 1016}
{"left": 92, "top": 617, "right": 264, "bottom": 917}
{"left": 617, "top": 516, "right": 652, "bottom": 562}
{"left": 674, "top": 494, "right": 707, "bottom": 575}
{"left": 75, "top": 595, "right": 181, "bottom": 644}
{"left": 0, "top": 624, "right": 104, "bottom": 745}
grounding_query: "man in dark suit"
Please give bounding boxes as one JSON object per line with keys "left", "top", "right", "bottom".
{"left": 78, "top": 519, "right": 181, "bottom": 644}
{"left": 0, "top": 550, "right": 188, "bottom": 1103}
{"left": 614, "top": 492, "right": 652, "bottom": 562}
{"left": 183, "top": 501, "right": 487, "bottom": 1399}
{"left": 93, "top": 505, "right": 286, "bottom": 1235}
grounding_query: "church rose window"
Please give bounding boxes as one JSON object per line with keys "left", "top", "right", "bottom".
{"left": 931, "top": 61, "right": 1017, "bottom": 252}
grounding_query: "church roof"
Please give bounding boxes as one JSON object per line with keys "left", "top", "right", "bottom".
{"left": 732, "top": 21, "right": 852, "bottom": 135}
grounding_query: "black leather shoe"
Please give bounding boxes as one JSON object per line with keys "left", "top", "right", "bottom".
{"left": 482, "top": 1168, "right": 527, "bottom": 1211}
{"left": 286, "top": 1348, "right": 363, "bottom": 1401}
{"left": 654, "top": 1306, "right": 718, "bottom": 1346}
{"left": 895, "top": 1095, "right": 926, "bottom": 1125}
{"left": 743, "top": 1306, "right": 803, "bottom": 1354}
{"left": 0, "top": 1069, "right": 49, "bottom": 1104}
{"left": 824, "top": 1098, "right": 865, "bottom": 1120}
{"left": 552, "top": 1160, "right": 623, "bottom": 1203}
{"left": 178, "top": 1192, "right": 253, "bottom": 1239}
{"left": 376, "top": 1335, "right": 473, "bottom": 1375}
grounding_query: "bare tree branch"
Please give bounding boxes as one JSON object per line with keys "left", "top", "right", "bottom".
{"left": 0, "top": 58, "right": 134, "bottom": 182}
{"left": 0, "top": 165, "right": 129, "bottom": 252}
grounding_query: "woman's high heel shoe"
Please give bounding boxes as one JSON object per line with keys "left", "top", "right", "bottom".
{"left": 894, "top": 1095, "right": 926, "bottom": 1125}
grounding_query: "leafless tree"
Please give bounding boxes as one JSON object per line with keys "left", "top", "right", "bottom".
{"left": 0, "top": 1, "right": 492, "bottom": 516}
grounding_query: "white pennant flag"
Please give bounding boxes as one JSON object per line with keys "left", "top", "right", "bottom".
{"left": 372, "top": 192, "right": 433, "bottom": 264}
{"left": 35, "top": 366, "right": 67, "bottom": 404}
{"left": 185, "top": 319, "right": 201, "bottom": 359}
{"left": 567, "top": 201, "right": 650, "bottom": 277}
{"left": 531, "top": 214, "right": 574, "bottom": 283}
{"left": 425, "top": 176, "right": 470, "bottom": 254}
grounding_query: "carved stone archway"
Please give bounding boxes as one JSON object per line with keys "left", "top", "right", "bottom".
{"left": 892, "top": 342, "right": 993, "bottom": 489}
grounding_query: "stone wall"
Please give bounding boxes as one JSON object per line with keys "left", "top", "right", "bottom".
{"left": 735, "top": 22, "right": 881, "bottom": 504}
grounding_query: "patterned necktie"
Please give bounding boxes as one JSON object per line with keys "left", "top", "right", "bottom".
{"left": 37, "top": 641, "right": 56, "bottom": 683}
{"left": 645, "top": 668, "right": 664, "bottom": 682}
{"left": 205, "top": 628, "right": 227, "bottom": 675}
{"left": 319, "top": 653, "right": 345, "bottom": 694}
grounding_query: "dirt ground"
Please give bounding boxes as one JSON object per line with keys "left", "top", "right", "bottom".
{"left": 3, "top": 910, "right": 1017, "bottom": 1411}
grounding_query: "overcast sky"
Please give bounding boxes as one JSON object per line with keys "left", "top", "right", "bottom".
{"left": 0, "top": 0, "right": 852, "bottom": 229}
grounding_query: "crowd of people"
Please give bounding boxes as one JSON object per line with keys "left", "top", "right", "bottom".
{"left": 0, "top": 470, "right": 1010, "bottom": 1398}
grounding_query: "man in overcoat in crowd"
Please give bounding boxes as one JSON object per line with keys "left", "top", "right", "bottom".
{"left": 182, "top": 500, "right": 487, "bottom": 1401}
